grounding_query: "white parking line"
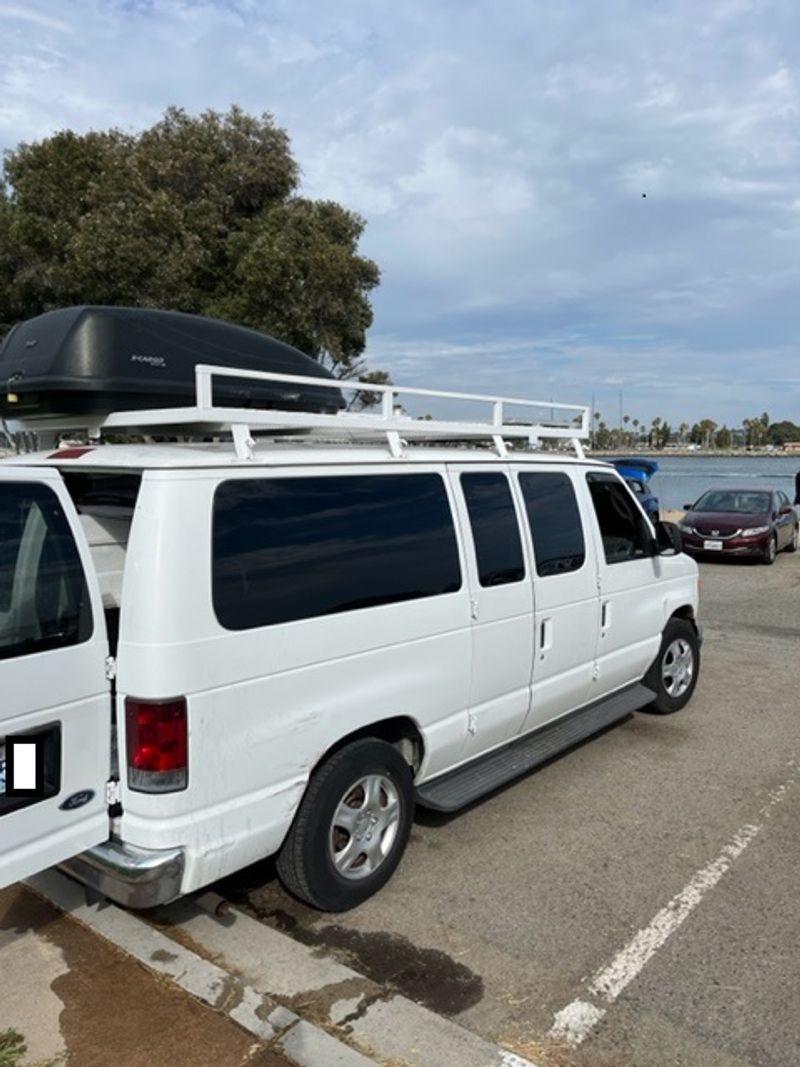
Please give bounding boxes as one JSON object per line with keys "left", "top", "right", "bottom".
{"left": 548, "top": 758, "right": 797, "bottom": 1046}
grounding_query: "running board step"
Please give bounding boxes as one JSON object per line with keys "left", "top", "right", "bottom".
{"left": 416, "top": 683, "right": 655, "bottom": 812}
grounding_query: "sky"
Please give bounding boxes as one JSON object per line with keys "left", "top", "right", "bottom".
{"left": 1, "top": 0, "right": 799, "bottom": 428}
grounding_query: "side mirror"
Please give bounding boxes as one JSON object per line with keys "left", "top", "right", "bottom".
{"left": 654, "top": 520, "right": 682, "bottom": 556}
{"left": 683, "top": 503, "right": 694, "bottom": 511}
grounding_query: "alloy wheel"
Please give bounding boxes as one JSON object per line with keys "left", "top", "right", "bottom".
{"left": 661, "top": 638, "right": 694, "bottom": 698}
{"left": 328, "top": 775, "right": 401, "bottom": 880}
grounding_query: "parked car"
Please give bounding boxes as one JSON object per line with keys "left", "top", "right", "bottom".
{"left": 0, "top": 309, "right": 702, "bottom": 912}
{"left": 679, "top": 487, "right": 799, "bottom": 564}
{"left": 611, "top": 458, "right": 660, "bottom": 521}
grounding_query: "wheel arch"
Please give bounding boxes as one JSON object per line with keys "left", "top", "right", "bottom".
{"left": 670, "top": 604, "right": 698, "bottom": 630}
{"left": 312, "top": 716, "right": 426, "bottom": 781}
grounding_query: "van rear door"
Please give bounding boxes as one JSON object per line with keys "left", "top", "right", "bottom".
{"left": 0, "top": 467, "right": 111, "bottom": 889}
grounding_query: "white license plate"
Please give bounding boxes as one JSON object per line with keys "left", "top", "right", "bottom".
{"left": 703, "top": 539, "right": 723, "bottom": 551}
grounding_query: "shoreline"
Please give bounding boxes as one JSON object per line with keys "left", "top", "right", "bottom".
{"left": 593, "top": 449, "right": 800, "bottom": 459}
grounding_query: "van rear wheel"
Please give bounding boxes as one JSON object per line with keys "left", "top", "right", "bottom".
{"left": 642, "top": 618, "right": 700, "bottom": 715}
{"left": 277, "top": 738, "right": 415, "bottom": 911}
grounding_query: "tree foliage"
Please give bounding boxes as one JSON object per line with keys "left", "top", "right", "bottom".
{"left": 0, "top": 107, "right": 381, "bottom": 375}
{"left": 767, "top": 419, "right": 800, "bottom": 445}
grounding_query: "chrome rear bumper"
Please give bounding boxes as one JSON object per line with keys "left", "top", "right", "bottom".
{"left": 59, "top": 839, "right": 185, "bottom": 909}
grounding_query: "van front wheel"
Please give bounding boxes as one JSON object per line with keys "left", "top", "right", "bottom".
{"left": 642, "top": 618, "right": 700, "bottom": 715}
{"left": 277, "top": 738, "right": 415, "bottom": 911}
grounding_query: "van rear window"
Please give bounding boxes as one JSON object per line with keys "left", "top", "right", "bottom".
{"left": 0, "top": 483, "right": 92, "bottom": 659}
{"left": 212, "top": 474, "right": 462, "bottom": 629}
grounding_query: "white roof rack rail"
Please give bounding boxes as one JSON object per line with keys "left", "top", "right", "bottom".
{"left": 12, "top": 364, "right": 590, "bottom": 461}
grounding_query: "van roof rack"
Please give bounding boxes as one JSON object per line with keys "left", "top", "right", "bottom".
{"left": 10, "top": 364, "right": 590, "bottom": 461}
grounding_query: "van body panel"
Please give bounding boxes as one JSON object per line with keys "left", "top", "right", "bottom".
{"left": 513, "top": 466, "right": 601, "bottom": 730}
{"left": 447, "top": 465, "right": 534, "bottom": 759}
{"left": 115, "top": 466, "right": 472, "bottom": 876}
{"left": 1, "top": 446, "right": 700, "bottom": 903}
{"left": 579, "top": 471, "right": 687, "bottom": 697}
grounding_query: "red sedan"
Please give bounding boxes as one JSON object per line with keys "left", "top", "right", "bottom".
{"left": 679, "top": 487, "right": 799, "bottom": 564}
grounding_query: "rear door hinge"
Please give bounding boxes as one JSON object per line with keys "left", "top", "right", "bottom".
{"left": 105, "top": 656, "right": 116, "bottom": 681}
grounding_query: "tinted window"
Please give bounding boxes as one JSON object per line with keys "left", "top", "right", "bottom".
{"left": 587, "top": 473, "right": 651, "bottom": 564}
{"left": 0, "top": 483, "right": 92, "bottom": 659}
{"left": 213, "top": 474, "right": 462, "bottom": 629}
{"left": 693, "top": 489, "right": 771, "bottom": 514}
{"left": 460, "top": 473, "right": 525, "bottom": 587}
{"left": 518, "top": 472, "right": 585, "bottom": 577}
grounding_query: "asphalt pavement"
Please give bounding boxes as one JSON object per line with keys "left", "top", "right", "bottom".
{"left": 3, "top": 547, "right": 797, "bottom": 1067}
{"left": 219, "top": 548, "right": 800, "bottom": 1067}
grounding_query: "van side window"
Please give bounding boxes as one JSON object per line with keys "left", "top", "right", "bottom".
{"left": 586, "top": 473, "right": 651, "bottom": 564}
{"left": 518, "top": 472, "right": 586, "bottom": 576}
{"left": 0, "top": 483, "right": 93, "bottom": 660}
{"left": 213, "top": 474, "right": 462, "bottom": 630}
{"left": 460, "top": 473, "right": 525, "bottom": 587}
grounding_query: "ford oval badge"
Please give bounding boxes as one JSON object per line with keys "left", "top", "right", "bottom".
{"left": 59, "top": 789, "right": 95, "bottom": 811}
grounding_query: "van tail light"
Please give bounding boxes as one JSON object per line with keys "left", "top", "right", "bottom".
{"left": 125, "top": 697, "right": 188, "bottom": 793}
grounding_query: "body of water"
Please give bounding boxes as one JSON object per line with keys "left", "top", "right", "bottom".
{"left": 607, "top": 454, "right": 800, "bottom": 511}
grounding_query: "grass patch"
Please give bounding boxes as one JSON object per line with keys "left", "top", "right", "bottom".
{"left": 0, "top": 1031, "right": 27, "bottom": 1067}
{"left": 0, "top": 1029, "right": 65, "bottom": 1067}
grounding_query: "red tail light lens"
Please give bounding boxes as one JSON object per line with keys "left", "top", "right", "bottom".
{"left": 125, "top": 697, "right": 188, "bottom": 793}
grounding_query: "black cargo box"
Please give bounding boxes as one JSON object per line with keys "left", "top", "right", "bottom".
{"left": 0, "top": 306, "right": 344, "bottom": 419}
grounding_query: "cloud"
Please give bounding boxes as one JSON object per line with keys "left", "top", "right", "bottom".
{"left": 0, "top": 3, "right": 72, "bottom": 33}
{"left": 1, "top": 0, "right": 799, "bottom": 425}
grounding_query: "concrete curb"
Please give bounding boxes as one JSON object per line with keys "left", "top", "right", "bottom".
{"left": 27, "top": 871, "right": 540, "bottom": 1067}
{"left": 27, "top": 871, "right": 378, "bottom": 1067}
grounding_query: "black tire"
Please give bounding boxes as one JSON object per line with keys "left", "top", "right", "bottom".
{"left": 642, "top": 618, "right": 700, "bottom": 715}
{"left": 277, "top": 738, "right": 414, "bottom": 911}
{"left": 785, "top": 525, "right": 798, "bottom": 553}
{"left": 763, "top": 535, "right": 777, "bottom": 565}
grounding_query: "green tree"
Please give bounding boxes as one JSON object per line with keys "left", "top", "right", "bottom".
{"left": 698, "top": 419, "right": 718, "bottom": 448}
{"left": 595, "top": 420, "right": 612, "bottom": 449}
{"left": 649, "top": 417, "right": 661, "bottom": 448}
{"left": 743, "top": 416, "right": 769, "bottom": 447}
{"left": 715, "top": 425, "right": 732, "bottom": 450}
{"left": 767, "top": 420, "right": 800, "bottom": 445}
{"left": 0, "top": 107, "right": 381, "bottom": 377}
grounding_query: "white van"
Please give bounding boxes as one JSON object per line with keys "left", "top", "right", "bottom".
{"left": 0, "top": 367, "right": 701, "bottom": 911}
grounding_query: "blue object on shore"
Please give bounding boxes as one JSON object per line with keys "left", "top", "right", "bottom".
{"left": 611, "top": 458, "right": 660, "bottom": 519}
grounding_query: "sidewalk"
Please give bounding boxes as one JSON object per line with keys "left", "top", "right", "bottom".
{"left": 0, "top": 885, "right": 290, "bottom": 1067}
